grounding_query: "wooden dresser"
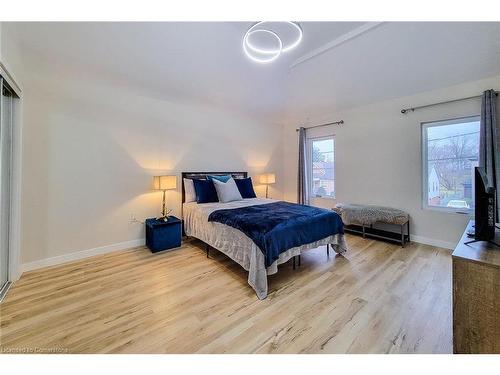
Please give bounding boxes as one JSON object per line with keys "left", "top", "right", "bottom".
{"left": 452, "top": 220, "right": 500, "bottom": 353}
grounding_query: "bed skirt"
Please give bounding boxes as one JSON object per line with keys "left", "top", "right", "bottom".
{"left": 187, "top": 219, "right": 347, "bottom": 299}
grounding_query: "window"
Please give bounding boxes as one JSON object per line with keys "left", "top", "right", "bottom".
{"left": 422, "top": 116, "right": 480, "bottom": 212}
{"left": 308, "top": 136, "right": 335, "bottom": 198}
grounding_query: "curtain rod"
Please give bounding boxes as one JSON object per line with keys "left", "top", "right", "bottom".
{"left": 401, "top": 91, "right": 498, "bottom": 114}
{"left": 295, "top": 120, "right": 344, "bottom": 132}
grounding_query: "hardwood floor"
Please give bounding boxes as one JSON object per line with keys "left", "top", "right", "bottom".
{"left": 0, "top": 235, "right": 452, "bottom": 353}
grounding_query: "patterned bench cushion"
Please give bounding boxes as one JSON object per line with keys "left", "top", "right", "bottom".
{"left": 333, "top": 203, "right": 409, "bottom": 226}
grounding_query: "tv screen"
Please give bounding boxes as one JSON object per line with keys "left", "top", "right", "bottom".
{"left": 474, "top": 167, "right": 496, "bottom": 241}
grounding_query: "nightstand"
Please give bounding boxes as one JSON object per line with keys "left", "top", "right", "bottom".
{"left": 145, "top": 216, "right": 182, "bottom": 253}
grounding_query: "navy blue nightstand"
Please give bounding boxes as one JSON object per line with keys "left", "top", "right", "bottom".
{"left": 145, "top": 216, "right": 182, "bottom": 253}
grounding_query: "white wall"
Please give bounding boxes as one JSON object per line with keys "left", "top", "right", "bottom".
{"left": 283, "top": 75, "right": 500, "bottom": 249}
{"left": 19, "top": 75, "right": 283, "bottom": 266}
{"left": 0, "top": 22, "right": 22, "bottom": 94}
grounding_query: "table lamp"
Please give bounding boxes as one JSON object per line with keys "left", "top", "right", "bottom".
{"left": 153, "top": 175, "right": 177, "bottom": 221}
{"left": 259, "top": 173, "right": 276, "bottom": 198}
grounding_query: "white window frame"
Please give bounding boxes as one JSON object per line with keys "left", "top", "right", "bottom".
{"left": 307, "top": 135, "right": 335, "bottom": 199}
{"left": 421, "top": 115, "right": 480, "bottom": 214}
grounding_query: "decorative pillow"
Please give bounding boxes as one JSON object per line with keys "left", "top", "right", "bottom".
{"left": 234, "top": 177, "right": 257, "bottom": 199}
{"left": 212, "top": 178, "right": 243, "bottom": 203}
{"left": 192, "top": 179, "right": 219, "bottom": 203}
{"left": 207, "top": 175, "right": 232, "bottom": 183}
{"left": 183, "top": 178, "right": 196, "bottom": 203}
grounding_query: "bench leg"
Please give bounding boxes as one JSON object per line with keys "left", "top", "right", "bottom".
{"left": 407, "top": 220, "right": 410, "bottom": 242}
{"left": 293, "top": 256, "right": 296, "bottom": 270}
{"left": 400, "top": 220, "right": 410, "bottom": 248}
{"left": 327, "top": 244, "right": 330, "bottom": 256}
{"left": 362, "top": 225, "right": 366, "bottom": 238}
{"left": 206, "top": 243, "right": 209, "bottom": 258}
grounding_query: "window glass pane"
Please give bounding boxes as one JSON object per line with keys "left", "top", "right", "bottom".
{"left": 312, "top": 139, "right": 333, "bottom": 154}
{"left": 311, "top": 138, "right": 335, "bottom": 198}
{"left": 312, "top": 179, "right": 335, "bottom": 197}
{"left": 425, "top": 119, "right": 479, "bottom": 210}
{"left": 312, "top": 167, "right": 333, "bottom": 179}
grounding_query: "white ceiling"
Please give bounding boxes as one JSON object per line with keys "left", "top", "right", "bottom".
{"left": 5, "top": 22, "right": 500, "bottom": 123}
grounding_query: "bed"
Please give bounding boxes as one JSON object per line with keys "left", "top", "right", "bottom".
{"left": 182, "top": 172, "right": 348, "bottom": 299}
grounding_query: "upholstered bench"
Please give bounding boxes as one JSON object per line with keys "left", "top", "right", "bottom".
{"left": 333, "top": 203, "right": 410, "bottom": 247}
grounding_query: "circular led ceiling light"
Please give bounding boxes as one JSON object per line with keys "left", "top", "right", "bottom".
{"left": 243, "top": 29, "right": 283, "bottom": 64}
{"left": 243, "top": 21, "right": 303, "bottom": 64}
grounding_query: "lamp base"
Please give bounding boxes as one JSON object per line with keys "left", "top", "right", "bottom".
{"left": 158, "top": 190, "right": 173, "bottom": 222}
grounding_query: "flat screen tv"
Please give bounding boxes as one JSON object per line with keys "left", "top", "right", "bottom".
{"left": 473, "top": 167, "right": 496, "bottom": 241}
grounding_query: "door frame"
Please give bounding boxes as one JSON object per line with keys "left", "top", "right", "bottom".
{"left": 1, "top": 60, "right": 23, "bottom": 282}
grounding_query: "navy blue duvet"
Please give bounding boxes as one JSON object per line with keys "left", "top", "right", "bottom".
{"left": 208, "top": 201, "right": 344, "bottom": 267}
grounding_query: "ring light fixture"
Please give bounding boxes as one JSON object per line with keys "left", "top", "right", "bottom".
{"left": 243, "top": 29, "right": 283, "bottom": 64}
{"left": 243, "top": 21, "right": 303, "bottom": 63}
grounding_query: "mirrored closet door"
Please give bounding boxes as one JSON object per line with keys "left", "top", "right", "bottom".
{"left": 0, "top": 76, "right": 13, "bottom": 302}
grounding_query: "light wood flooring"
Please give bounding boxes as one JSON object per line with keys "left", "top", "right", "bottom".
{"left": 0, "top": 234, "right": 452, "bottom": 353}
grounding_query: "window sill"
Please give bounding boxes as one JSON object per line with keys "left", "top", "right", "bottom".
{"left": 310, "top": 195, "right": 336, "bottom": 200}
{"left": 423, "top": 206, "right": 473, "bottom": 215}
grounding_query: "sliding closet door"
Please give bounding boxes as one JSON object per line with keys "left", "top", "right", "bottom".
{"left": 0, "top": 76, "right": 13, "bottom": 299}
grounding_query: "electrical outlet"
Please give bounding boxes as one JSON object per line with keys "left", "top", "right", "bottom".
{"left": 129, "top": 214, "right": 144, "bottom": 225}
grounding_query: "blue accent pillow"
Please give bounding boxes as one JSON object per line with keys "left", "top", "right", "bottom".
{"left": 234, "top": 177, "right": 257, "bottom": 199}
{"left": 192, "top": 179, "right": 219, "bottom": 203}
{"left": 207, "top": 175, "right": 232, "bottom": 183}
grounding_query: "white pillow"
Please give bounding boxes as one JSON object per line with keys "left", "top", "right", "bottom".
{"left": 212, "top": 178, "right": 243, "bottom": 203}
{"left": 183, "top": 178, "right": 196, "bottom": 203}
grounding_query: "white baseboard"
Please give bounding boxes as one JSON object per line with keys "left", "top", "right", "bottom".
{"left": 18, "top": 233, "right": 454, "bottom": 276}
{"left": 411, "top": 234, "right": 456, "bottom": 250}
{"left": 20, "top": 238, "right": 145, "bottom": 274}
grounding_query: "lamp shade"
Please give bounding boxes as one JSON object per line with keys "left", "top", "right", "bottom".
{"left": 259, "top": 173, "right": 276, "bottom": 184}
{"left": 153, "top": 175, "right": 177, "bottom": 190}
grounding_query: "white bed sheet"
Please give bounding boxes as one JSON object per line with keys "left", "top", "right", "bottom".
{"left": 183, "top": 198, "right": 347, "bottom": 299}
